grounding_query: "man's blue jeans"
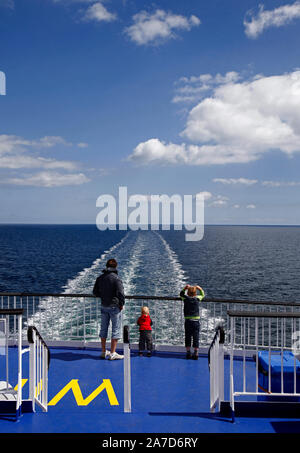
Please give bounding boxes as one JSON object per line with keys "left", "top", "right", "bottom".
{"left": 100, "top": 306, "right": 122, "bottom": 340}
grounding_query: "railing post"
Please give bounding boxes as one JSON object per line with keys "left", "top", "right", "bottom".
{"left": 123, "top": 325, "right": 131, "bottom": 413}
{"left": 230, "top": 316, "right": 235, "bottom": 422}
{"left": 28, "top": 325, "right": 50, "bottom": 412}
{"left": 209, "top": 325, "right": 225, "bottom": 413}
{"left": 218, "top": 328, "right": 225, "bottom": 409}
{"left": 16, "top": 314, "right": 22, "bottom": 413}
{"left": 83, "top": 298, "right": 86, "bottom": 345}
{"left": 29, "top": 328, "right": 36, "bottom": 412}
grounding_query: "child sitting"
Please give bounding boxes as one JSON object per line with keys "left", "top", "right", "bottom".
{"left": 180, "top": 284, "right": 205, "bottom": 360}
{"left": 137, "top": 306, "right": 153, "bottom": 357}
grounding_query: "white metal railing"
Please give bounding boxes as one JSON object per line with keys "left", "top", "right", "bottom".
{"left": 0, "top": 309, "right": 23, "bottom": 418}
{"left": 1, "top": 292, "right": 300, "bottom": 350}
{"left": 208, "top": 324, "right": 225, "bottom": 412}
{"left": 123, "top": 325, "right": 131, "bottom": 413}
{"left": 27, "top": 326, "right": 49, "bottom": 412}
{"left": 228, "top": 310, "right": 300, "bottom": 420}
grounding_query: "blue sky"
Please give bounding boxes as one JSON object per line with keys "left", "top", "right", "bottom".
{"left": 1, "top": 0, "right": 300, "bottom": 224}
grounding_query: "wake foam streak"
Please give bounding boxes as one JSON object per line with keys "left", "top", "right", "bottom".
{"left": 25, "top": 231, "right": 222, "bottom": 345}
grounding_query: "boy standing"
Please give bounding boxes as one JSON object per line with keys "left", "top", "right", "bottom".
{"left": 180, "top": 284, "right": 205, "bottom": 360}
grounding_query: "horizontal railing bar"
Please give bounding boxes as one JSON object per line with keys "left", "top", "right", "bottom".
{"left": 1, "top": 292, "right": 300, "bottom": 307}
{"left": 227, "top": 310, "right": 300, "bottom": 318}
{"left": 0, "top": 308, "right": 23, "bottom": 315}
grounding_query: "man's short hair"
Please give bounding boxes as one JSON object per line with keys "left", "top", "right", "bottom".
{"left": 106, "top": 258, "right": 118, "bottom": 268}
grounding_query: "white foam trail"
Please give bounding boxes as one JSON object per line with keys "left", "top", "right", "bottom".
{"left": 61, "top": 232, "right": 130, "bottom": 294}
{"left": 24, "top": 232, "right": 131, "bottom": 339}
{"left": 24, "top": 230, "right": 222, "bottom": 344}
{"left": 155, "top": 231, "right": 223, "bottom": 339}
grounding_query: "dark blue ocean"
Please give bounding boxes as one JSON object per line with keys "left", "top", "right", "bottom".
{"left": 0, "top": 224, "right": 299, "bottom": 303}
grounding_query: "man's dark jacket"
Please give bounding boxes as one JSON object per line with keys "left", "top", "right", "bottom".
{"left": 93, "top": 267, "right": 125, "bottom": 309}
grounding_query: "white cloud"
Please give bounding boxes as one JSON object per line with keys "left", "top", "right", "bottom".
{"left": 0, "top": 134, "right": 90, "bottom": 186}
{"left": 128, "top": 139, "right": 256, "bottom": 166}
{"left": 0, "top": 155, "right": 76, "bottom": 170}
{"left": 196, "top": 191, "right": 212, "bottom": 201}
{"left": 0, "top": 134, "right": 77, "bottom": 170}
{"left": 213, "top": 178, "right": 258, "bottom": 185}
{"left": 173, "top": 71, "right": 240, "bottom": 104}
{"left": 244, "top": 1, "right": 300, "bottom": 39}
{"left": 262, "top": 180, "right": 300, "bottom": 187}
{"left": 52, "top": 1, "right": 117, "bottom": 23}
{"left": 82, "top": 2, "right": 116, "bottom": 23}
{"left": 210, "top": 199, "right": 227, "bottom": 207}
{"left": 246, "top": 204, "right": 256, "bottom": 209}
{"left": 129, "top": 70, "right": 300, "bottom": 167}
{"left": 1, "top": 171, "right": 90, "bottom": 187}
{"left": 196, "top": 191, "right": 228, "bottom": 208}
{"left": 181, "top": 71, "right": 300, "bottom": 155}
{"left": 124, "top": 9, "right": 200, "bottom": 46}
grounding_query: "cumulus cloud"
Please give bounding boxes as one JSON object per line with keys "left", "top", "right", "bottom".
{"left": 82, "top": 1, "right": 116, "bottom": 22}
{"left": 128, "top": 70, "right": 300, "bottom": 166}
{"left": 124, "top": 9, "right": 200, "bottom": 45}
{"left": 244, "top": 1, "right": 300, "bottom": 38}
{"left": 128, "top": 139, "right": 252, "bottom": 166}
{"left": 52, "top": 0, "right": 117, "bottom": 23}
{"left": 246, "top": 204, "right": 256, "bottom": 209}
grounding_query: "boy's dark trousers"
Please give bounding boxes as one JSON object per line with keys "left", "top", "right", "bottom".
{"left": 139, "top": 330, "right": 153, "bottom": 352}
{"left": 184, "top": 319, "right": 200, "bottom": 348}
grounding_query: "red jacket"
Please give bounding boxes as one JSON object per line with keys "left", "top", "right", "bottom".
{"left": 137, "top": 314, "right": 152, "bottom": 331}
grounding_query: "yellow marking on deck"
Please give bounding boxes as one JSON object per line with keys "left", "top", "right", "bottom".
{"left": 14, "top": 379, "right": 28, "bottom": 390}
{"left": 48, "top": 379, "right": 119, "bottom": 406}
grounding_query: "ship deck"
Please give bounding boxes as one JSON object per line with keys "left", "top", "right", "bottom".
{"left": 1, "top": 345, "right": 300, "bottom": 437}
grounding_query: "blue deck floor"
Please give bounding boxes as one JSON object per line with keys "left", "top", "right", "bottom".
{"left": 1, "top": 346, "right": 300, "bottom": 434}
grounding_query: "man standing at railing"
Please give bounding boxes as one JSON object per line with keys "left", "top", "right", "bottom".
{"left": 93, "top": 258, "right": 125, "bottom": 360}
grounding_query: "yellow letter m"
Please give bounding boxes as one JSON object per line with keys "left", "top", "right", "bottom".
{"left": 48, "top": 379, "right": 119, "bottom": 406}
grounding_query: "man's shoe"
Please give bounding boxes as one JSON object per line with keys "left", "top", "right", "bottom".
{"left": 138, "top": 352, "right": 143, "bottom": 357}
{"left": 186, "top": 351, "right": 192, "bottom": 360}
{"left": 147, "top": 351, "right": 152, "bottom": 357}
{"left": 192, "top": 353, "right": 199, "bottom": 360}
{"left": 109, "top": 352, "right": 124, "bottom": 360}
{"left": 100, "top": 350, "right": 110, "bottom": 359}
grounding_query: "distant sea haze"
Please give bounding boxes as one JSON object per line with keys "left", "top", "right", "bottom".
{"left": 0, "top": 224, "right": 299, "bottom": 303}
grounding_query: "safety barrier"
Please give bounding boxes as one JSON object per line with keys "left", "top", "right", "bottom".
{"left": 0, "top": 309, "right": 23, "bottom": 419}
{"left": 228, "top": 310, "right": 300, "bottom": 421}
{"left": 123, "top": 325, "right": 131, "bottom": 413}
{"left": 208, "top": 324, "right": 225, "bottom": 412}
{"left": 27, "top": 326, "right": 50, "bottom": 412}
{"left": 1, "top": 292, "right": 300, "bottom": 350}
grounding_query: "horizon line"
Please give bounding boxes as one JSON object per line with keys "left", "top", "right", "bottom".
{"left": 0, "top": 223, "right": 300, "bottom": 227}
